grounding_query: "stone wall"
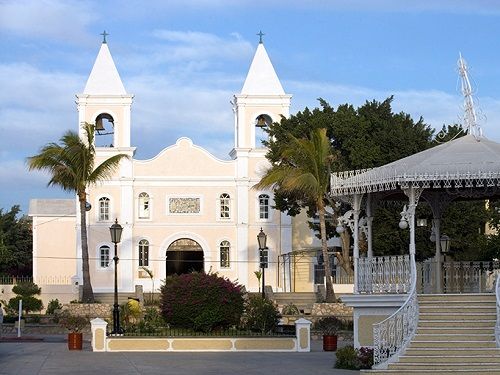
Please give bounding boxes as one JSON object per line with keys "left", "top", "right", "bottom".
{"left": 311, "top": 303, "right": 353, "bottom": 317}
{"left": 62, "top": 303, "right": 112, "bottom": 319}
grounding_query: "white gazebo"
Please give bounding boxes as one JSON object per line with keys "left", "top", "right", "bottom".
{"left": 330, "top": 56, "right": 500, "bottom": 369}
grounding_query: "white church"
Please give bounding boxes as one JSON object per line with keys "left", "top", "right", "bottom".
{"left": 29, "top": 36, "right": 342, "bottom": 301}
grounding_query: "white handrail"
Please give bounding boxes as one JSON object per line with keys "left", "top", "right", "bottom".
{"left": 372, "top": 255, "right": 419, "bottom": 369}
{"left": 495, "top": 272, "right": 500, "bottom": 347}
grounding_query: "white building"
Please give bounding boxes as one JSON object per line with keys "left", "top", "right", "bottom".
{"left": 29, "top": 37, "right": 342, "bottom": 300}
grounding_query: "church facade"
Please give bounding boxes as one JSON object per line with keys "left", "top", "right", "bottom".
{"left": 29, "top": 38, "right": 340, "bottom": 299}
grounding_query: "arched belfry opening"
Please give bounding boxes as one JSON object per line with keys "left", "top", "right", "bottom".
{"left": 255, "top": 114, "right": 272, "bottom": 148}
{"left": 94, "top": 113, "right": 115, "bottom": 147}
{"left": 166, "top": 238, "right": 204, "bottom": 276}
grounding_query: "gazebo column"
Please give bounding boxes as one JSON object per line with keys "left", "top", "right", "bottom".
{"left": 432, "top": 218, "right": 442, "bottom": 293}
{"left": 366, "top": 194, "right": 373, "bottom": 258}
{"left": 353, "top": 193, "right": 362, "bottom": 294}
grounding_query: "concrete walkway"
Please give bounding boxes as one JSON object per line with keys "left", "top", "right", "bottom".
{"left": 0, "top": 336, "right": 360, "bottom": 375}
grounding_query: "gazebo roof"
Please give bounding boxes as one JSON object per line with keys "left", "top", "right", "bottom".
{"left": 331, "top": 134, "right": 500, "bottom": 196}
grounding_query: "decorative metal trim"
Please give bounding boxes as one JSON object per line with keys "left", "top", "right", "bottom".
{"left": 373, "top": 256, "right": 419, "bottom": 369}
{"left": 331, "top": 169, "right": 500, "bottom": 196}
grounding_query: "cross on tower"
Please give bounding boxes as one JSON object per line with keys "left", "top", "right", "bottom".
{"left": 100, "top": 30, "right": 109, "bottom": 44}
{"left": 257, "top": 30, "right": 265, "bottom": 44}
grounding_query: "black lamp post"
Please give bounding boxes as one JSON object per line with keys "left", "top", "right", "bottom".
{"left": 257, "top": 228, "right": 267, "bottom": 299}
{"left": 109, "top": 218, "right": 123, "bottom": 335}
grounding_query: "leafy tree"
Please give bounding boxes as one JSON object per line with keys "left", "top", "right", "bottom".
{"left": 0, "top": 205, "right": 32, "bottom": 276}
{"left": 7, "top": 282, "right": 43, "bottom": 314}
{"left": 255, "top": 128, "right": 338, "bottom": 302}
{"left": 264, "top": 98, "right": 434, "bottom": 273}
{"left": 27, "top": 123, "right": 128, "bottom": 302}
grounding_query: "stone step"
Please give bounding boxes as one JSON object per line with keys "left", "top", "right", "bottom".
{"left": 363, "top": 369, "right": 500, "bottom": 375}
{"left": 418, "top": 319, "right": 495, "bottom": 328}
{"left": 418, "top": 312, "right": 496, "bottom": 320}
{"left": 402, "top": 348, "right": 500, "bottom": 358}
{"left": 408, "top": 340, "right": 497, "bottom": 348}
{"left": 389, "top": 362, "right": 500, "bottom": 371}
{"left": 419, "top": 306, "right": 497, "bottom": 313}
{"left": 416, "top": 327, "right": 493, "bottom": 335}
{"left": 413, "top": 333, "right": 494, "bottom": 341}
{"left": 418, "top": 295, "right": 496, "bottom": 302}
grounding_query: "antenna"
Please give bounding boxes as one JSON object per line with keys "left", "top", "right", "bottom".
{"left": 457, "top": 53, "right": 482, "bottom": 139}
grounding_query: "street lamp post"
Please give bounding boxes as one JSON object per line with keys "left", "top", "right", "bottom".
{"left": 109, "top": 219, "right": 123, "bottom": 335}
{"left": 257, "top": 228, "right": 267, "bottom": 299}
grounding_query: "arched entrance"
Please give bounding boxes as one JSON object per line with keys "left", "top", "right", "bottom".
{"left": 166, "top": 238, "right": 204, "bottom": 276}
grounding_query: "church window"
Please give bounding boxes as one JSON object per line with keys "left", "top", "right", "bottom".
{"left": 220, "top": 240, "right": 230, "bottom": 268}
{"left": 259, "top": 194, "right": 270, "bottom": 220}
{"left": 98, "top": 197, "right": 110, "bottom": 221}
{"left": 219, "top": 193, "right": 230, "bottom": 219}
{"left": 139, "top": 239, "right": 149, "bottom": 267}
{"left": 138, "top": 192, "right": 150, "bottom": 219}
{"left": 99, "top": 245, "right": 110, "bottom": 268}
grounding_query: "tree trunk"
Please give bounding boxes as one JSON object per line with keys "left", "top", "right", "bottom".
{"left": 318, "top": 200, "right": 336, "bottom": 302}
{"left": 335, "top": 232, "right": 354, "bottom": 276}
{"left": 79, "top": 193, "right": 94, "bottom": 303}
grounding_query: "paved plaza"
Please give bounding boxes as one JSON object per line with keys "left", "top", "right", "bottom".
{"left": 0, "top": 336, "right": 360, "bottom": 375}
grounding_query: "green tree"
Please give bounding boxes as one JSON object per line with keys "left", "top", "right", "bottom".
{"left": 27, "top": 123, "right": 128, "bottom": 302}
{"left": 255, "top": 128, "right": 338, "bottom": 302}
{"left": 264, "top": 98, "right": 434, "bottom": 271}
{"left": 7, "top": 282, "right": 43, "bottom": 314}
{"left": 0, "top": 205, "right": 32, "bottom": 276}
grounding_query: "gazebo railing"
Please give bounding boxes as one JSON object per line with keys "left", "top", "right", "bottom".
{"left": 373, "top": 256, "right": 419, "bottom": 368}
{"left": 417, "top": 260, "right": 500, "bottom": 294}
{"left": 358, "top": 255, "right": 410, "bottom": 294}
{"left": 496, "top": 272, "right": 500, "bottom": 347}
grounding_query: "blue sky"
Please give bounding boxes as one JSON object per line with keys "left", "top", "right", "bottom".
{"left": 2, "top": 0, "right": 500, "bottom": 214}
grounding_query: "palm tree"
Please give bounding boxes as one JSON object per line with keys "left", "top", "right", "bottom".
{"left": 27, "top": 123, "right": 128, "bottom": 302}
{"left": 254, "top": 128, "right": 337, "bottom": 302}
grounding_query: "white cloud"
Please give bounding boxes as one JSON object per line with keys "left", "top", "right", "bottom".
{"left": 0, "top": 0, "right": 96, "bottom": 43}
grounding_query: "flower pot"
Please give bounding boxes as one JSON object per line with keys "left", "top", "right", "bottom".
{"left": 67, "top": 332, "right": 83, "bottom": 350}
{"left": 322, "top": 334, "right": 338, "bottom": 351}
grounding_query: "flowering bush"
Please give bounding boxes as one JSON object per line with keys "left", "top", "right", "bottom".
{"left": 160, "top": 272, "right": 244, "bottom": 332}
{"left": 335, "top": 345, "right": 374, "bottom": 370}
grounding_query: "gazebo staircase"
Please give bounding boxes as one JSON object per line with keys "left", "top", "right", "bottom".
{"left": 363, "top": 293, "right": 500, "bottom": 375}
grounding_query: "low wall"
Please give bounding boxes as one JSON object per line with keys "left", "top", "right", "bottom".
{"left": 0, "top": 284, "right": 78, "bottom": 314}
{"left": 91, "top": 318, "right": 312, "bottom": 353}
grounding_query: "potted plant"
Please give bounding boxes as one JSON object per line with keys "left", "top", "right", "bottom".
{"left": 314, "top": 316, "right": 343, "bottom": 351}
{"left": 59, "top": 312, "right": 89, "bottom": 350}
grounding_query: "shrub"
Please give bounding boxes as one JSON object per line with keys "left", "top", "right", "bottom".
{"left": 7, "top": 282, "right": 43, "bottom": 314}
{"left": 281, "top": 303, "right": 300, "bottom": 315}
{"left": 243, "top": 295, "right": 281, "bottom": 334}
{"left": 335, "top": 345, "right": 358, "bottom": 370}
{"left": 160, "top": 272, "right": 244, "bottom": 332}
{"left": 314, "top": 316, "right": 343, "bottom": 335}
{"left": 46, "top": 299, "right": 63, "bottom": 315}
{"left": 335, "top": 345, "right": 374, "bottom": 370}
{"left": 59, "top": 312, "right": 88, "bottom": 333}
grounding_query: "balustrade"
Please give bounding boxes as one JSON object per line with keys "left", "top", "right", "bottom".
{"left": 358, "top": 255, "right": 410, "bottom": 294}
{"left": 373, "top": 256, "right": 418, "bottom": 368}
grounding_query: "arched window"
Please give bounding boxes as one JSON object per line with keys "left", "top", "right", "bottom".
{"left": 99, "top": 245, "right": 110, "bottom": 268}
{"left": 219, "top": 193, "right": 230, "bottom": 219}
{"left": 138, "top": 192, "right": 150, "bottom": 219}
{"left": 98, "top": 197, "right": 110, "bottom": 221}
{"left": 139, "top": 239, "right": 149, "bottom": 267}
{"left": 220, "top": 240, "right": 230, "bottom": 268}
{"left": 259, "top": 194, "right": 270, "bottom": 220}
